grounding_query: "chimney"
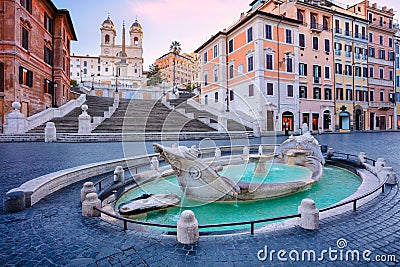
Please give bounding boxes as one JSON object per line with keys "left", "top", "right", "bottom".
{"left": 389, "top": 8, "right": 393, "bottom": 14}
{"left": 382, "top": 6, "right": 387, "bottom": 12}
{"left": 372, "top": 3, "right": 377, "bottom": 8}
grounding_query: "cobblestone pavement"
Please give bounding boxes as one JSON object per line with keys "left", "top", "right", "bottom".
{"left": 1, "top": 132, "right": 399, "bottom": 266}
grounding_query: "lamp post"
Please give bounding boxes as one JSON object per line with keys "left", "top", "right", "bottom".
{"left": 115, "top": 75, "right": 118, "bottom": 93}
{"left": 53, "top": 81, "right": 58, "bottom": 108}
{"left": 80, "top": 69, "right": 83, "bottom": 84}
{"left": 225, "top": 87, "right": 230, "bottom": 112}
{"left": 91, "top": 74, "right": 94, "bottom": 91}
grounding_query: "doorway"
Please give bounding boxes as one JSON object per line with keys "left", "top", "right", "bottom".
{"left": 323, "top": 110, "right": 331, "bottom": 130}
{"left": 282, "top": 111, "right": 294, "bottom": 131}
{"left": 339, "top": 112, "right": 350, "bottom": 130}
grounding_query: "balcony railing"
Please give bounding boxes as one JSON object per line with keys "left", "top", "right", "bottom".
{"left": 354, "top": 33, "right": 368, "bottom": 40}
{"left": 334, "top": 28, "right": 342, "bottom": 34}
{"left": 310, "top": 23, "right": 330, "bottom": 32}
{"left": 345, "top": 51, "right": 351, "bottom": 57}
{"left": 344, "top": 30, "right": 352, "bottom": 37}
{"left": 369, "top": 101, "right": 394, "bottom": 109}
{"left": 335, "top": 49, "right": 342, "bottom": 56}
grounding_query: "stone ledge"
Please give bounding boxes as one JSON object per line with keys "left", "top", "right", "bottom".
{"left": 4, "top": 154, "right": 158, "bottom": 212}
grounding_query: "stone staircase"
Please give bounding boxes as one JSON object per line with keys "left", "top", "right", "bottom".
{"left": 93, "top": 99, "right": 216, "bottom": 133}
{"left": 28, "top": 96, "right": 115, "bottom": 133}
{"left": 169, "top": 94, "right": 251, "bottom": 132}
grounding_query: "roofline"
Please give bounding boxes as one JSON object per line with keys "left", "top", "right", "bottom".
{"left": 57, "top": 9, "right": 78, "bottom": 41}
{"left": 156, "top": 51, "right": 194, "bottom": 62}
{"left": 71, "top": 55, "right": 99, "bottom": 59}
{"left": 195, "top": 10, "right": 301, "bottom": 53}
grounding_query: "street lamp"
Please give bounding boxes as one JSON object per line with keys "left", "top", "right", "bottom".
{"left": 225, "top": 87, "right": 230, "bottom": 112}
{"left": 80, "top": 69, "right": 83, "bottom": 84}
{"left": 115, "top": 75, "right": 118, "bottom": 93}
{"left": 53, "top": 81, "right": 58, "bottom": 108}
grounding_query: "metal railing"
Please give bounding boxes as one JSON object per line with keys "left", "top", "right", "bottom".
{"left": 92, "top": 151, "right": 388, "bottom": 235}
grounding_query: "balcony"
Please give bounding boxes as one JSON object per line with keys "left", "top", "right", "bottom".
{"left": 310, "top": 23, "right": 330, "bottom": 32}
{"left": 344, "top": 30, "right": 352, "bottom": 37}
{"left": 369, "top": 101, "right": 394, "bottom": 110}
{"left": 354, "top": 33, "right": 368, "bottom": 40}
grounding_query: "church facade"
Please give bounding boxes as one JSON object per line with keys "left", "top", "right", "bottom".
{"left": 70, "top": 16, "right": 144, "bottom": 87}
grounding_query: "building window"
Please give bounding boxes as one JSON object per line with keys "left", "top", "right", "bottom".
{"left": 249, "top": 84, "right": 254, "bottom": 97}
{"left": 380, "top": 68, "right": 384, "bottom": 79}
{"left": 299, "top": 86, "right": 307, "bottom": 98}
{"left": 214, "top": 92, "right": 219, "bottom": 102}
{"left": 324, "top": 39, "right": 330, "bottom": 53}
{"left": 105, "top": 35, "right": 110, "bottom": 44}
{"left": 299, "top": 63, "right": 307, "bottom": 76}
{"left": 267, "top": 83, "right": 273, "bottom": 96}
{"left": 369, "top": 67, "right": 374, "bottom": 78}
{"left": 43, "top": 79, "right": 51, "bottom": 94}
{"left": 287, "top": 85, "right": 294, "bottom": 97}
{"left": 19, "top": 66, "right": 33, "bottom": 87}
{"left": 299, "top": 34, "right": 305, "bottom": 48}
{"left": 390, "top": 70, "right": 393, "bottom": 81}
{"left": 389, "top": 38, "right": 393, "bottom": 48}
{"left": 312, "top": 36, "right": 319, "bottom": 50}
{"left": 247, "top": 56, "right": 254, "bottom": 72}
{"left": 285, "top": 29, "right": 292, "bottom": 44}
{"left": 44, "top": 47, "right": 53, "bottom": 66}
{"left": 265, "top": 25, "right": 272, "bottom": 40}
{"left": 297, "top": 10, "right": 304, "bottom": 23}
{"left": 336, "top": 88, "right": 343, "bottom": 100}
{"left": 83, "top": 61, "right": 87, "bottom": 67}
{"left": 20, "top": 0, "right": 32, "bottom": 13}
{"left": 379, "top": 35, "right": 383, "bottom": 45}
{"left": 388, "top": 51, "right": 395, "bottom": 61}
{"left": 323, "top": 16, "right": 329, "bottom": 30}
{"left": 21, "top": 27, "right": 29, "bottom": 50}
{"left": 380, "top": 91, "right": 384, "bottom": 101}
{"left": 286, "top": 58, "right": 293, "bottom": 72}
{"left": 214, "top": 67, "right": 218, "bottom": 82}
{"left": 247, "top": 27, "right": 253, "bottom": 43}
{"left": 266, "top": 54, "right": 273, "bottom": 70}
{"left": 205, "top": 95, "right": 208, "bottom": 105}
{"left": 310, "top": 14, "right": 317, "bottom": 29}
{"left": 335, "top": 63, "right": 342, "bottom": 74}
{"left": 313, "top": 88, "right": 321, "bottom": 99}
{"left": 203, "top": 52, "right": 208, "bottom": 63}
{"left": 98, "top": 66, "right": 101, "bottom": 72}
{"left": 368, "top": 13, "right": 373, "bottom": 23}
{"left": 345, "top": 65, "right": 352, "bottom": 76}
{"left": 229, "top": 64, "right": 234, "bottom": 79}
{"left": 335, "top": 19, "right": 340, "bottom": 33}
{"left": 346, "top": 89, "right": 352, "bottom": 100}
{"left": 363, "top": 67, "right": 368, "bottom": 78}
{"left": 213, "top": 45, "right": 218, "bottom": 58}
{"left": 369, "top": 47, "right": 375, "bottom": 57}
{"left": 345, "top": 22, "right": 350, "bottom": 36}
{"left": 230, "top": 90, "right": 234, "bottom": 101}
{"left": 44, "top": 13, "right": 54, "bottom": 34}
{"left": 204, "top": 73, "right": 208, "bottom": 86}
{"left": 83, "top": 69, "right": 87, "bottom": 75}
{"left": 325, "top": 88, "right": 332, "bottom": 100}
{"left": 105, "top": 67, "right": 108, "bottom": 72}
{"left": 237, "top": 64, "right": 244, "bottom": 74}
{"left": 369, "top": 32, "right": 373, "bottom": 42}
{"left": 325, "top": 66, "right": 330, "bottom": 79}
{"left": 228, "top": 39, "right": 234, "bottom": 53}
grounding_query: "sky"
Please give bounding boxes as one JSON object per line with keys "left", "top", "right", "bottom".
{"left": 52, "top": 0, "right": 400, "bottom": 71}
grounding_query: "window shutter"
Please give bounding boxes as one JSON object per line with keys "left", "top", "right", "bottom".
{"left": 27, "top": 70, "right": 33, "bottom": 87}
{"left": 19, "top": 66, "right": 24, "bottom": 84}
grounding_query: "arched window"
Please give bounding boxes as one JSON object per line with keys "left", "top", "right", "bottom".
{"left": 105, "top": 34, "right": 110, "bottom": 44}
{"left": 297, "top": 10, "right": 304, "bottom": 23}
{"left": 134, "top": 37, "right": 139, "bottom": 45}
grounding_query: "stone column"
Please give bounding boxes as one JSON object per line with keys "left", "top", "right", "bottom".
{"left": 298, "top": 198, "right": 319, "bottom": 230}
{"left": 45, "top": 122, "right": 57, "bottom": 142}
{"left": 113, "top": 166, "right": 125, "bottom": 184}
{"left": 151, "top": 157, "right": 160, "bottom": 173}
{"left": 78, "top": 105, "right": 91, "bottom": 134}
{"left": 82, "top": 193, "right": 101, "bottom": 217}
{"left": 80, "top": 182, "right": 97, "bottom": 202}
{"left": 4, "top": 102, "right": 27, "bottom": 135}
{"left": 177, "top": 210, "right": 199, "bottom": 244}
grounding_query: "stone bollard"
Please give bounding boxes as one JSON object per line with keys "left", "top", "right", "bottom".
{"left": 215, "top": 147, "right": 221, "bottom": 161}
{"left": 327, "top": 148, "right": 334, "bottom": 159}
{"left": 243, "top": 146, "right": 250, "bottom": 158}
{"left": 375, "top": 158, "right": 386, "bottom": 173}
{"left": 44, "top": 122, "right": 57, "bottom": 142}
{"left": 80, "top": 182, "right": 96, "bottom": 202}
{"left": 150, "top": 157, "right": 159, "bottom": 172}
{"left": 4, "top": 102, "right": 27, "bottom": 134}
{"left": 358, "top": 152, "right": 366, "bottom": 164}
{"left": 78, "top": 105, "right": 91, "bottom": 134}
{"left": 82, "top": 193, "right": 101, "bottom": 217}
{"left": 217, "top": 116, "right": 228, "bottom": 133}
{"left": 3, "top": 191, "right": 25, "bottom": 213}
{"left": 253, "top": 121, "right": 261, "bottom": 137}
{"left": 177, "top": 210, "right": 199, "bottom": 244}
{"left": 258, "top": 145, "right": 263, "bottom": 155}
{"left": 113, "top": 166, "right": 125, "bottom": 184}
{"left": 298, "top": 198, "right": 319, "bottom": 230}
{"left": 381, "top": 167, "right": 397, "bottom": 185}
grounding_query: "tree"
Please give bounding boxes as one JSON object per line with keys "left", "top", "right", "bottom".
{"left": 169, "top": 41, "right": 181, "bottom": 91}
{"left": 70, "top": 79, "right": 78, "bottom": 87}
{"left": 147, "top": 63, "right": 162, "bottom": 86}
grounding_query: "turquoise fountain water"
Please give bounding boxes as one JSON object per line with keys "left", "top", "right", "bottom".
{"left": 116, "top": 163, "right": 361, "bottom": 232}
